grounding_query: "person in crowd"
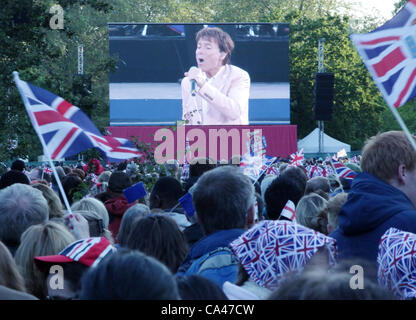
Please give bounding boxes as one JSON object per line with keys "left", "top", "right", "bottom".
{"left": 269, "top": 261, "right": 395, "bottom": 300}
{"left": 0, "top": 183, "right": 49, "bottom": 255}
{"left": 95, "top": 171, "right": 135, "bottom": 240}
{"left": 296, "top": 193, "right": 329, "bottom": 235}
{"left": 176, "top": 274, "right": 228, "bottom": 300}
{"left": 14, "top": 221, "right": 75, "bottom": 299}
{"left": 378, "top": 227, "right": 416, "bottom": 300}
{"left": 0, "top": 240, "right": 27, "bottom": 294}
{"left": 34, "top": 237, "right": 116, "bottom": 300}
{"left": 71, "top": 209, "right": 112, "bottom": 242}
{"left": 60, "top": 174, "right": 84, "bottom": 205}
{"left": 260, "top": 175, "right": 276, "bottom": 201}
{"left": 125, "top": 214, "right": 188, "bottom": 273}
{"left": 181, "top": 26, "right": 250, "bottom": 125}
{"left": 254, "top": 192, "right": 264, "bottom": 223}
{"left": 326, "top": 192, "right": 348, "bottom": 234}
{"left": 177, "top": 166, "right": 256, "bottom": 287}
{"left": 32, "top": 183, "right": 65, "bottom": 220}
{"left": 280, "top": 165, "right": 308, "bottom": 192}
{"left": 327, "top": 173, "right": 343, "bottom": 195}
{"left": 71, "top": 197, "right": 110, "bottom": 234}
{"left": 149, "top": 176, "right": 190, "bottom": 231}
{"left": 79, "top": 249, "right": 180, "bottom": 300}
{"left": 50, "top": 166, "right": 66, "bottom": 195}
{"left": 62, "top": 166, "right": 72, "bottom": 175}
{"left": 71, "top": 168, "right": 86, "bottom": 181}
{"left": 117, "top": 203, "right": 150, "bottom": 247}
{"left": 330, "top": 131, "right": 416, "bottom": 268}
{"left": 0, "top": 169, "right": 30, "bottom": 189}
{"left": 89, "top": 170, "right": 111, "bottom": 195}
{"left": 226, "top": 219, "right": 337, "bottom": 299}
{"left": 11, "top": 159, "right": 26, "bottom": 172}
{"left": 264, "top": 172, "right": 305, "bottom": 220}
{"left": 304, "top": 176, "right": 331, "bottom": 199}
{"left": 182, "top": 157, "right": 216, "bottom": 192}
{"left": 83, "top": 158, "right": 104, "bottom": 176}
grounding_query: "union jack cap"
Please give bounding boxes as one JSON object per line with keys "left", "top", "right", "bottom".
{"left": 34, "top": 237, "right": 116, "bottom": 270}
{"left": 229, "top": 220, "right": 337, "bottom": 290}
{"left": 378, "top": 228, "right": 416, "bottom": 300}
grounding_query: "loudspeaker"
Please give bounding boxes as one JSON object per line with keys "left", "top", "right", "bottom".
{"left": 314, "top": 72, "right": 334, "bottom": 121}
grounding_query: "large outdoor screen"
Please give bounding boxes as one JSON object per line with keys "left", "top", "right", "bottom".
{"left": 108, "top": 23, "right": 290, "bottom": 125}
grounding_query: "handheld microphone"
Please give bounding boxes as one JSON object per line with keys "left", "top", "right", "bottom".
{"left": 191, "top": 79, "right": 196, "bottom": 96}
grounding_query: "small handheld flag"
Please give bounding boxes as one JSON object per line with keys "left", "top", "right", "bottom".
{"left": 280, "top": 200, "right": 296, "bottom": 222}
{"left": 123, "top": 182, "right": 147, "bottom": 204}
{"left": 178, "top": 192, "right": 195, "bottom": 218}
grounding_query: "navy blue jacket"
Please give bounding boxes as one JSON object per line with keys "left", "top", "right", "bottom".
{"left": 330, "top": 172, "right": 416, "bottom": 264}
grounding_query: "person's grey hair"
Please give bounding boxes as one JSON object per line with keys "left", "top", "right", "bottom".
{"left": 71, "top": 197, "right": 109, "bottom": 228}
{"left": 97, "top": 171, "right": 111, "bottom": 183}
{"left": 117, "top": 204, "right": 150, "bottom": 246}
{"left": 164, "top": 159, "right": 181, "bottom": 180}
{"left": 296, "top": 193, "right": 328, "bottom": 234}
{"left": 29, "top": 168, "right": 43, "bottom": 181}
{"left": 0, "top": 183, "right": 49, "bottom": 245}
{"left": 261, "top": 175, "right": 276, "bottom": 201}
{"left": 193, "top": 166, "right": 255, "bottom": 235}
{"left": 305, "top": 176, "right": 331, "bottom": 196}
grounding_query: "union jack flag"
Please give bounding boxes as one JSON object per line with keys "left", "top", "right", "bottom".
{"left": 229, "top": 220, "right": 337, "bottom": 290}
{"left": 14, "top": 75, "right": 140, "bottom": 162}
{"left": 43, "top": 166, "right": 53, "bottom": 175}
{"left": 378, "top": 227, "right": 416, "bottom": 300}
{"left": 289, "top": 148, "right": 304, "bottom": 166}
{"left": 331, "top": 158, "right": 357, "bottom": 180}
{"left": 240, "top": 153, "right": 265, "bottom": 181}
{"left": 259, "top": 155, "right": 278, "bottom": 177}
{"left": 351, "top": 0, "right": 416, "bottom": 108}
{"left": 307, "top": 164, "right": 327, "bottom": 179}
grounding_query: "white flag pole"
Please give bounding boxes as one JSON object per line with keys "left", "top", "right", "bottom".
{"left": 13, "top": 71, "right": 72, "bottom": 214}
{"left": 387, "top": 105, "right": 416, "bottom": 152}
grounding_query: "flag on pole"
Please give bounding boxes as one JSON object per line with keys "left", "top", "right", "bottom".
{"left": 240, "top": 153, "right": 263, "bottom": 181}
{"left": 259, "top": 155, "right": 278, "bottom": 177}
{"left": 289, "top": 148, "right": 304, "bottom": 166}
{"left": 14, "top": 75, "right": 140, "bottom": 162}
{"left": 331, "top": 158, "right": 357, "bottom": 180}
{"left": 351, "top": 0, "right": 416, "bottom": 109}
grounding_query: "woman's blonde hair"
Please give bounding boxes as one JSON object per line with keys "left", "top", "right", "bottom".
{"left": 296, "top": 193, "right": 328, "bottom": 234}
{"left": 32, "top": 183, "right": 65, "bottom": 219}
{"left": 71, "top": 197, "right": 109, "bottom": 228}
{"left": 14, "top": 221, "right": 75, "bottom": 299}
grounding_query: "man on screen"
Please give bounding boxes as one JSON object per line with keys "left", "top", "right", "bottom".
{"left": 181, "top": 27, "right": 250, "bottom": 125}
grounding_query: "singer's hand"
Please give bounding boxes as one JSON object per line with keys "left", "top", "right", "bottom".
{"left": 185, "top": 67, "right": 205, "bottom": 88}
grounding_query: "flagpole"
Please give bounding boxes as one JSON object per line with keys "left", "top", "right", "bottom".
{"left": 388, "top": 106, "right": 416, "bottom": 152}
{"left": 13, "top": 71, "right": 72, "bottom": 215}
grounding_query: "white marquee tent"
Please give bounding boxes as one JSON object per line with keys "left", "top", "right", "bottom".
{"left": 297, "top": 128, "right": 351, "bottom": 153}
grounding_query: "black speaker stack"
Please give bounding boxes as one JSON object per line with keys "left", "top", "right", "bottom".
{"left": 314, "top": 72, "right": 334, "bottom": 121}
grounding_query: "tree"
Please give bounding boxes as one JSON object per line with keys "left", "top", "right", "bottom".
{"left": 0, "top": 0, "right": 113, "bottom": 161}
{"left": 262, "top": 9, "right": 386, "bottom": 149}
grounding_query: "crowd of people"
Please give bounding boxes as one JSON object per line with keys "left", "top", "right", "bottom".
{"left": 0, "top": 130, "right": 415, "bottom": 300}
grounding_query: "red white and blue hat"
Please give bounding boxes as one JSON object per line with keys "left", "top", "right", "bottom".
{"left": 34, "top": 237, "right": 116, "bottom": 269}
{"left": 378, "top": 228, "right": 416, "bottom": 300}
{"left": 230, "top": 220, "right": 337, "bottom": 290}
